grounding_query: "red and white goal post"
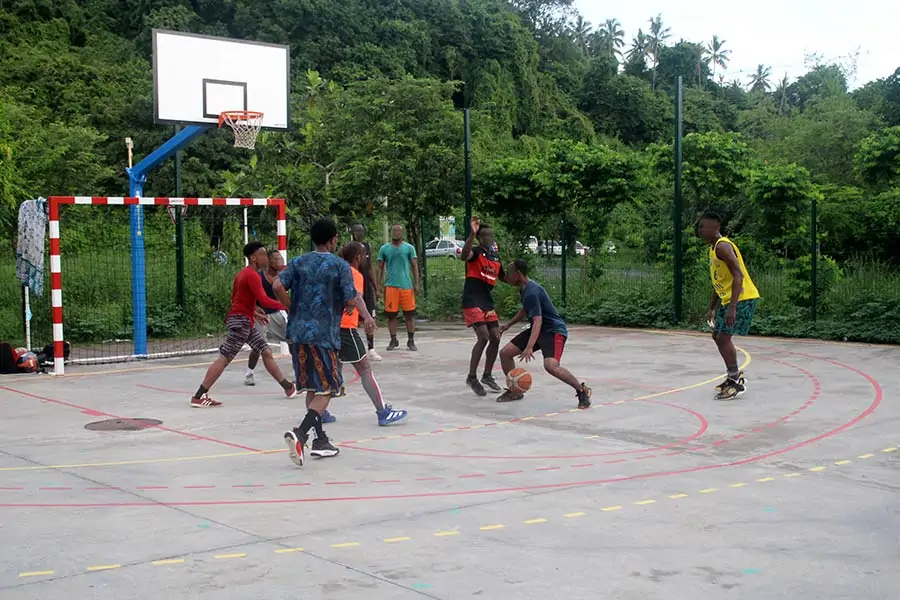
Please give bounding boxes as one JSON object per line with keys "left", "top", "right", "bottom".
{"left": 47, "top": 196, "right": 287, "bottom": 375}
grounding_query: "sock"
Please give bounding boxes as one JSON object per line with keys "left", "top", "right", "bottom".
{"left": 313, "top": 418, "right": 327, "bottom": 441}
{"left": 246, "top": 368, "right": 254, "bottom": 376}
{"left": 360, "top": 370, "right": 386, "bottom": 413}
{"left": 279, "top": 378, "right": 293, "bottom": 391}
{"left": 407, "top": 331, "right": 415, "bottom": 343}
{"left": 194, "top": 384, "right": 208, "bottom": 399}
{"left": 726, "top": 365, "right": 740, "bottom": 380}
{"left": 367, "top": 334, "right": 374, "bottom": 350}
{"left": 297, "top": 409, "right": 320, "bottom": 439}
{"left": 390, "top": 335, "right": 398, "bottom": 342}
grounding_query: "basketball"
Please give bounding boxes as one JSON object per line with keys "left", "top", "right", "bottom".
{"left": 16, "top": 351, "right": 38, "bottom": 373}
{"left": 507, "top": 367, "right": 532, "bottom": 394}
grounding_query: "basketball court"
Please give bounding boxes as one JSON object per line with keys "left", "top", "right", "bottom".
{"left": 0, "top": 325, "right": 898, "bottom": 599}
{"left": 5, "top": 28, "right": 899, "bottom": 600}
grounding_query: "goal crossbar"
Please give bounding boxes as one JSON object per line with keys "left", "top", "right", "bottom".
{"left": 47, "top": 196, "right": 288, "bottom": 375}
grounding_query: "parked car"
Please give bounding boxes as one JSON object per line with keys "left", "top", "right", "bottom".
{"left": 525, "top": 236, "right": 591, "bottom": 256}
{"left": 425, "top": 238, "right": 464, "bottom": 258}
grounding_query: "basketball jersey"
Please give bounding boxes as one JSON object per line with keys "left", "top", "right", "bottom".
{"left": 257, "top": 270, "right": 280, "bottom": 314}
{"left": 710, "top": 237, "right": 760, "bottom": 305}
{"left": 341, "top": 266, "right": 365, "bottom": 329}
{"left": 462, "top": 246, "right": 503, "bottom": 309}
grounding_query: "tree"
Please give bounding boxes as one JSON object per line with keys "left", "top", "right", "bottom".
{"left": 647, "top": 14, "right": 671, "bottom": 90}
{"left": 749, "top": 64, "right": 772, "bottom": 94}
{"left": 591, "top": 18, "right": 625, "bottom": 61}
{"left": 570, "top": 15, "right": 592, "bottom": 56}
{"left": 706, "top": 35, "right": 730, "bottom": 80}
{"left": 855, "top": 126, "right": 900, "bottom": 190}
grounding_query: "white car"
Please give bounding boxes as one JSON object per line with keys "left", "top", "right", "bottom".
{"left": 425, "top": 238, "right": 464, "bottom": 258}
{"left": 525, "top": 237, "right": 590, "bottom": 256}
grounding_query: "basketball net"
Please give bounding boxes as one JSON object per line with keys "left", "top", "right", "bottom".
{"left": 218, "top": 110, "right": 264, "bottom": 149}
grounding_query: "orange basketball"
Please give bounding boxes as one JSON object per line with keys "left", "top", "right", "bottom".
{"left": 507, "top": 367, "right": 532, "bottom": 394}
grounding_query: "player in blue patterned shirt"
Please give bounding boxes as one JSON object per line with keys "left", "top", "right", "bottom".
{"left": 273, "top": 219, "right": 376, "bottom": 467}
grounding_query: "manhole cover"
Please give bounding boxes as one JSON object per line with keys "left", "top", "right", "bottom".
{"left": 84, "top": 418, "right": 163, "bottom": 431}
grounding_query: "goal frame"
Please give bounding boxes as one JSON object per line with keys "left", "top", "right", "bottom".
{"left": 47, "top": 196, "right": 287, "bottom": 375}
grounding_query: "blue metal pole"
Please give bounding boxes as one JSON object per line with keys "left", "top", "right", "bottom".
{"left": 125, "top": 124, "right": 208, "bottom": 358}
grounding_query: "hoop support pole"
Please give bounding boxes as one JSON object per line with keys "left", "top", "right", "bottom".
{"left": 49, "top": 197, "right": 64, "bottom": 375}
{"left": 125, "top": 125, "right": 209, "bottom": 357}
{"left": 275, "top": 200, "right": 287, "bottom": 263}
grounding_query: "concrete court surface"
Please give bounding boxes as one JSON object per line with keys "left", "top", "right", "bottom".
{"left": 0, "top": 325, "right": 897, "bottom": 600}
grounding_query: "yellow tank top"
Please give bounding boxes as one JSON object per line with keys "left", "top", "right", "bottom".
{"left": 709, "top": 237, "right": 760, "bottom": 304}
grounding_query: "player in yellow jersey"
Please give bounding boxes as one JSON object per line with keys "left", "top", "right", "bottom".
{"left": 697, "top": 213, "right": 760, "bottom": 400}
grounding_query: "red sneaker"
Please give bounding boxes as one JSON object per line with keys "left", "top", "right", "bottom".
{"left": 191, "top": 395, "right": 222, "bottom": 408}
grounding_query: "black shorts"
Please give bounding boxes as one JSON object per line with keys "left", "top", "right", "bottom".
{"left": 508, "top": 328, "right": 567, "bottom": 362}
{"left": 339, "top": 328, "right": 367, "bottom": 364}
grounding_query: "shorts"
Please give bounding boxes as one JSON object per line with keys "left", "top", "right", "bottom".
{"left": 219, "top": 315, "right": 268, "bottom": 361}
{"left": 384, "top": 286, "right": 416, "bottom": 315}
{"left": 715, "top": 298, "right": 758, "bottom": 336}
{"left": 253, "top": 310, "right": 288, "bottom": 343}
{"left": 463, "top": 307, "right": 499, "bottom": 327}
{"left": 339, "top": 328, "right": 367, "bottom": 364}
{"left": 291, "top": 343, "right": 344, "bottom": 397}
{"left": 508, "top": 328, "right": 567, "bottom": 362}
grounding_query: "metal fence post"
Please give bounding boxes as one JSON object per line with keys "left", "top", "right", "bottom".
{"left": 811, "top": 196, "right": 818, "bottom": 322}
{"left": 673, "top": 76, "right": 684, "bottom": 324}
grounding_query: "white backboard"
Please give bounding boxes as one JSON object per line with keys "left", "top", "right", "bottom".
{"left": 153, "top": 30, "right": 290, "bottom": 130}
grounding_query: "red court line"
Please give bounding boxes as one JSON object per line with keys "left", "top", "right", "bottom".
{"left": 0, "top": 385, "right": 261, "bottom": 452}
{"left": 137, "top": 372, "right": 362, "bottom": 397}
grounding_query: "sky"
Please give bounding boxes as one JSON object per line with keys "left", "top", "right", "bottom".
{"left": 573, "top": 0, "right": 900, "bottom": 89}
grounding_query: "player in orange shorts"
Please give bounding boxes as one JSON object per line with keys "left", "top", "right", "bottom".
{"left": 460, "top": 218, "right": 506, "bottom": 396}
{"left": 377, "top": 224, "right": 420, "bottom": 351}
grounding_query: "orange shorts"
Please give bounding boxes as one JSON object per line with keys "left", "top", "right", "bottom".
{"left": 384, "top": 287, "right": 416, "bottom": 314}
{"left": 463, "top": 307, "right": 499, "bottom": 327}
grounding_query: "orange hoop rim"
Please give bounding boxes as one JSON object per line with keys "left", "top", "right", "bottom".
{"left": 218, "top": 110, "right": 264, "bottom": 127}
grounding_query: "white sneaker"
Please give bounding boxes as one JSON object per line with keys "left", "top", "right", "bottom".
{"left": 367, "top": 349, "right": 383, "bottom": 362}
{"left": 244, "top": 372, "right": 256, "bottom": 386}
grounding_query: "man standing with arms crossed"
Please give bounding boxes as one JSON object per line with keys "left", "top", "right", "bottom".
{"left": 377, "top": 224, "right": 420, "bottom": 351}
{"left": 697, "top": 212, "right": 760, "bottom": 400}
{"left": 275, "top": 219, "right": 376, "bottom": 466}
{"left": 349, "top": 223, "right": 382, "bottom": 361}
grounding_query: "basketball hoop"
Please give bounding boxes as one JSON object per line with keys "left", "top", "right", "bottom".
{"left": 218, "top": 110, "right": 264, "bottom": 149}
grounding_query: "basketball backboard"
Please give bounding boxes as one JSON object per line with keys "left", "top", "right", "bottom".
{"left": 152, "top": 30, "right": 290, "bottom": 130}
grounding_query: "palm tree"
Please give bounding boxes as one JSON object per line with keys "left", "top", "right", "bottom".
{"left": 774, "top": 73, "right": 790, "bottom": 114}
{"left": 571, "top": 15, "right": 592, "bottom": 57}
{"left": 627, "top": 29, "right": 651, "bottom": 61}
{"left": 706, "top": 35, "right": 730, "bottom": 80}
{"left": 596, "top": 18, "right": 625, "bottom": 60}
{"left": 647, "top": 14, "right": 671, "bottom": 90}
{"left": 748, "top": 64, "right": 772, "bottom": 93}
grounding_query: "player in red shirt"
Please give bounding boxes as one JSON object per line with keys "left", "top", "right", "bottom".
{"left": 190, "top": 242, "right": 296, "bottom": 408}
{"left": 460, "top": 218, "right": 507, "bottom": 396}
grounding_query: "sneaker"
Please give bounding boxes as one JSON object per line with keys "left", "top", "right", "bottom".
{"left": 377, "top": 405, "right": 408, "bottom": 426}
{"left": 191, "top": 395, "right": 222, "bottom": 408}
{"left": 386, "top": 339, "right": 399, "bottom": 352}
{"left": 367, "top": 348, "right": 383, "bottom": 362}
{"left": 481, "top": 374, "right": 502, "bottom": 393}
{"left": 407, "top": 340, "right": 417, "bottom": 351}
{"left": 284, "top": 428, "right": 307, "bottom": 467}
{"left": 244, "top": 372, "right": 255, "bottom": 386}
{"left": 497, "top": 388, "right": 525, "bottom": 403}
{"left": 715, "top": 372, "right": 742, "bottom": 395}
{"left": 310, "top": 437, "right": 340, "bottom": 458}
{"left": 577, "top": 383, "right": 592, "bottom": 409}
{"left": 284, "top": 383, "right": 297, "bottom": 398}
{"left": 716, "top": 376, "right": 746, "bottom": 400}
{"left": 467, "top": 374, "right": 487, "bottom": 397}
{"left": 322, "top": 410, "right": 336, "bottom": 424}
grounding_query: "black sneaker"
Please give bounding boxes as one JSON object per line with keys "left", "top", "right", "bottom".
{"left": 497, "top": 388, "right": 525, "bottom": 403}
{"left": 716, "top": 376, "right": 746, "bottom": 400}
{"left": 467, "top": 374, "right": 487, "bottom": 397}
{"left": 310, "top": 437, "right": 340, "bottom": 458}
{"left": 714, "top": 372, "right": 742, "bottom": 396}
{"left": 407, "top": 340, "right": 417, "bottom": 351}
{"left": 577, "top": 383, "right": 592, "bottom": 409}
{"left": 284, "top": 428, "right": 307, "bottom": 467}
{"left": 481, "top": 374, "right": 502, "bottom": 393}
{"left": 386, "top": 338, "right": 399, "bottom": 352}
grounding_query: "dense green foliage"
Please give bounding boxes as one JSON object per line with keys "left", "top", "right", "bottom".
{"left": 2, "top": 0, "right": 900, "bottom": 346}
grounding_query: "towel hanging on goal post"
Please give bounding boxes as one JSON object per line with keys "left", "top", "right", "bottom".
{"left": 16, "top": 197, "right": 48, "bottom": 295}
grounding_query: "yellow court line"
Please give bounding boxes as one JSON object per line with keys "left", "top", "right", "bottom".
{"left": 13, "top": 446, "right": 897, "bottom": 579}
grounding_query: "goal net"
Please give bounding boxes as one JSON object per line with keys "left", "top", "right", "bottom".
{"left": 34, "top": 197, "right": 287, "bottom": 374}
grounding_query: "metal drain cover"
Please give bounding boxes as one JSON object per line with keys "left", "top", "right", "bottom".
{"left": 84, "top": 418, "right": 163, "bottom": 431}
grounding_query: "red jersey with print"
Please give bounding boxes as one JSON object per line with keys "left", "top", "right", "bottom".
{"left": 462, "top": 246, "right": 503, "bottom": 309}
{"left": 227, "top": 266, "right": 286, "bottom": 323}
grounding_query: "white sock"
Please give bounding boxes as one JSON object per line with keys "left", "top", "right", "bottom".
{"left": 246, "top": 368, "right": 254, "bottom": 376}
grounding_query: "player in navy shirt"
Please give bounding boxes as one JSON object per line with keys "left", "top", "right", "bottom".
{"left": 274, "top": 219, "right": 376, "bottom": 466}
{"left": 497, "top": 259, "right": 592, "bottom": 408}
